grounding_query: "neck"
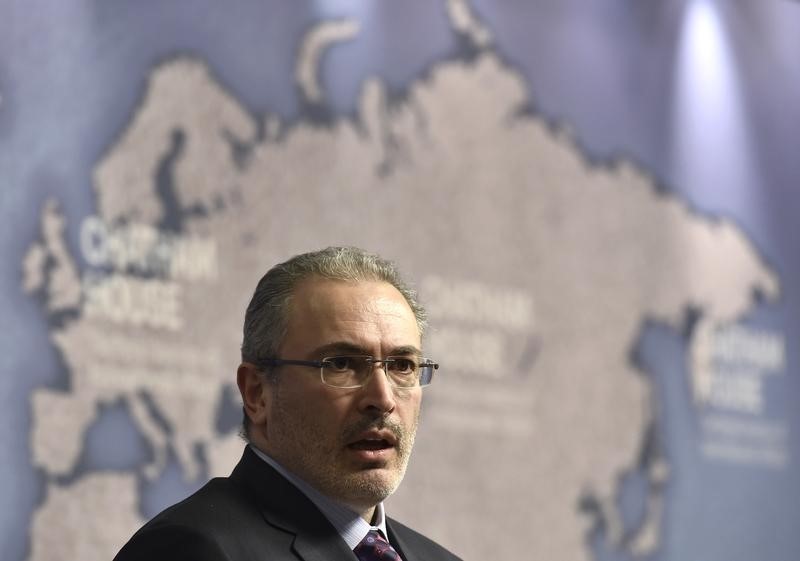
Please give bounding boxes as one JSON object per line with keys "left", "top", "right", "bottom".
{"left": 360, "top": 505, "right": 377, "bottom": 524}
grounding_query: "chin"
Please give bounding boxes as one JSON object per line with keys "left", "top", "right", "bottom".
{"left": 340, "top": 470, "right": 402, "bottom": 506}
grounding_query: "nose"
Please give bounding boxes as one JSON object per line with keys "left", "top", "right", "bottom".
{"left": 357, "top": 361, "right": 396, "bottom": 415}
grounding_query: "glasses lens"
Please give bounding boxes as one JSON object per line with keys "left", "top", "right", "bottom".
{"left": 386, "top": 356, "right": 420, "bottom": 388}
{"left": 417, "top": 359, "right": 436, "bottom": 386}
{"left": 321, "top": 356, "right": 367, "bottom": 387}
{"left": 320, "top": 356, "right": 436, "bottom": 388}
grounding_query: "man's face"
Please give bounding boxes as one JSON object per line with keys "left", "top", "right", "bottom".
{"left": 258, "top": 278, "right": 423, "bottom": 513}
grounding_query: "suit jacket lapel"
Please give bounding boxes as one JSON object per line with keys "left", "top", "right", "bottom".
{"left": 386, "top": 519, "right": 421, "bottom": 561}
{"left": 229, "top": 447, "right": 356, "bottom": 561}
{"left": 290, "top": 531, "right": 356, "bottom": 561}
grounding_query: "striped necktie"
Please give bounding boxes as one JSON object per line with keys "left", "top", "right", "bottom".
{"left": 353, "top": 530, "right": 404, "bottom": 561}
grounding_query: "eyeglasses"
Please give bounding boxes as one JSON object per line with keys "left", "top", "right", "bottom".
{"left": 255, "top": 355, "right": 439, "bottom": 389}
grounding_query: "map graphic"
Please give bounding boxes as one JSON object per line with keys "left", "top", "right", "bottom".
{"left": 4, "top": 2, "right": 797, "bottom": 561}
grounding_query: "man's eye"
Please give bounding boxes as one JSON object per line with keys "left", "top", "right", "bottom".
{"left": 390, "top": 358, "right": 417, "bottom": 374}
{"left": 325, "top": 356, "right": 354, "bottom": 371}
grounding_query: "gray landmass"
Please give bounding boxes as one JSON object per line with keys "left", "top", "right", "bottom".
{"left": 27, "top": 473, "right": 142, "bottom": 561}
{"left": 23, "top": 199, "right": 81, "bottom": 312}
{"left": 23, "top": 6, "right": 778, "bottom": 561}
{"left": 296, "top": 19, "right": 361, "bottom": 104}
{"left": 447, "top": 0, "right": 492, "bottom": 47}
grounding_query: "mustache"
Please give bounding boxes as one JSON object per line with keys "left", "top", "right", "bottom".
{"left": 341, "top": 416, "right": 405, "bottom": 445}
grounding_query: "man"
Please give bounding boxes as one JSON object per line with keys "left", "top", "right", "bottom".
{"left": 114, "top": 247, "right": 461, "bottom": 561}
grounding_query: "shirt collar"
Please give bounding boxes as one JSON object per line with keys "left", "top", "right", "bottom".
{"left": 249, "top": 445, "right": 388, "bottom": 550}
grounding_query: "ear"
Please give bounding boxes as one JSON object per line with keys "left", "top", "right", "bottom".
{"left": 237, "top": 363, "right": 273, "bottom": 438}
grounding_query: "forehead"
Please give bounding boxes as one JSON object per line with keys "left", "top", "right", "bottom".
{"left": 282, "top": 277, "right": 420, "bottom": 352}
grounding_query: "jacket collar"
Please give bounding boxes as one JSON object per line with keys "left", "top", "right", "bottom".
{"left": 387, "top": 520, "right": 422, "bottom": 561}
{"left": 229, "top": 446, "right": 356, "bottom": 561}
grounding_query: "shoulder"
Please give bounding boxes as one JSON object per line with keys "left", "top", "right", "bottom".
{"left": 114, "top": 477, "right": 292, "bottom": 561}
{"left": 140, "top": 476, "right": 257, "bottom": 530}
{"left": 113, "top": 520, "right": 228, "bottom": 561}
{"left": 388, "top": 518, "right": 463, "bottom": 561}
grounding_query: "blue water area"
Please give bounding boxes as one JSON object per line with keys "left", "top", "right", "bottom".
{"left": 617, "top": 466, "right": 650, "bottom": 541}
{"left": 74, "top": 393, "right": 209, "bottom": 527}
{"left": 80, "top": 398, "right": 151, "bottom": 472}
{"left": 585, "top": 319, "right": 695, "bottom": 561}
{"left": 215, "top": 383, "right": 243, "bottom": 435}
{"left": 607, "top": 315, "right": 800, "bottom": 561}
{"left": 0, "top": 233, "right": 88, "bottom": 561}
{"left": 139, "top": 452, "right": 207, "bottom": 520}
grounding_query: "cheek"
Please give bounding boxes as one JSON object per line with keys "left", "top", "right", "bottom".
{"left": 398, "top": 393, "right": 422, "bottom": 425}
{"left": 298, "top": 393, "right": 354, "bottom": 435}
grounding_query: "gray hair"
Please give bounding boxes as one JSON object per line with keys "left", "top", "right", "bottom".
{"left": 241, "top": 246, "right": 427, "bottom": 364}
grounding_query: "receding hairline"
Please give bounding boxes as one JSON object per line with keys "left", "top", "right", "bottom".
{"left": 281, "top": 275, "right": 423, "bottom": 337}
{"left": 290, "top": 274, "right": 416, "bottom": 298}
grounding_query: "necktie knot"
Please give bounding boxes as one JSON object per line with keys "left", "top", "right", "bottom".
{"left": 353, "top": 530, "right": 403, "bottom": 561}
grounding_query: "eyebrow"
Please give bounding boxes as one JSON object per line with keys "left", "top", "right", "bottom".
{"left": 310, "top": 342, "right": 423, "bottom": 357}
{"left": 311, "top": 342, "right": 366, "bottom": 357}
{"left": 388, "top": 345, "right": 424, "bottom": 357}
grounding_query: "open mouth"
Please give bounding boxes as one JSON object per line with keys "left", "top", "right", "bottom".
{"left": 345, "top": 428, "right": 399, "bottom": 457}
{"left": 348, "top": 439, "right": 393, "bottom": 451}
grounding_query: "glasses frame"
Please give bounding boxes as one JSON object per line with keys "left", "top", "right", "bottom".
{"left": 255, "top": 355, "right": 438, "bottom": 389}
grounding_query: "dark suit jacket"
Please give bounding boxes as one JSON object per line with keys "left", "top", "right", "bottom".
{"left": 114, "top": 447, "right": 462, "bottom": 561}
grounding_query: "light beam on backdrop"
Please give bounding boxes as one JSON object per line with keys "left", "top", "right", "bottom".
{"left": 669, "top": 0, "right": 762, "bottom": 220}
